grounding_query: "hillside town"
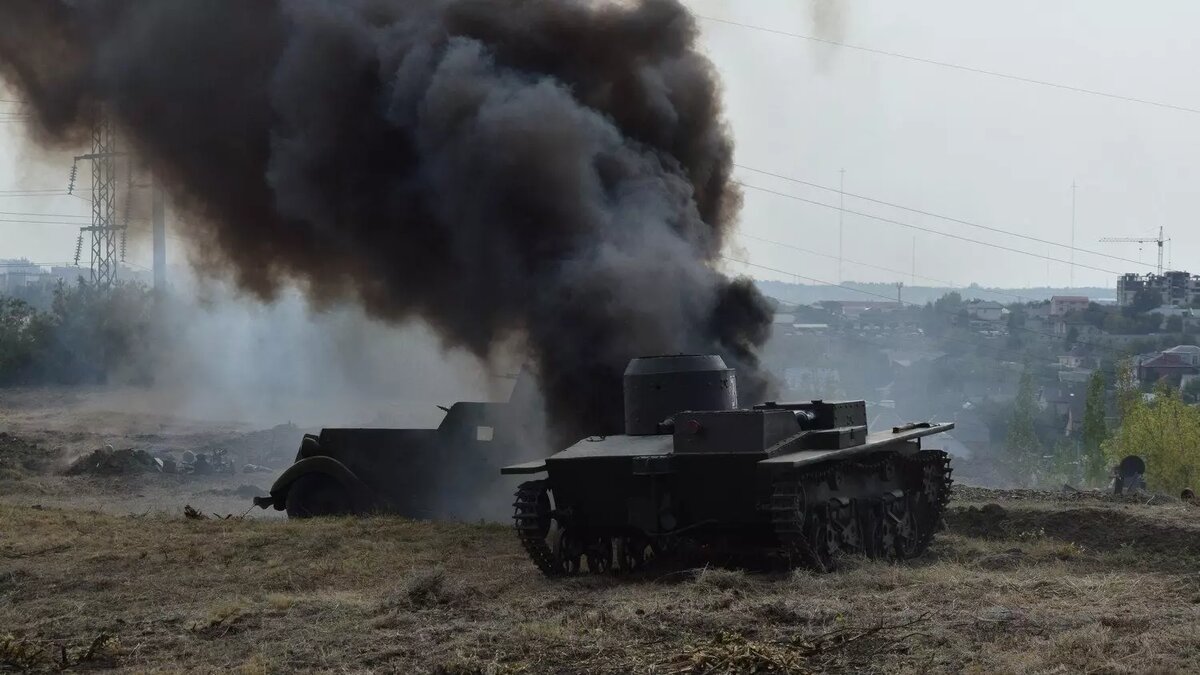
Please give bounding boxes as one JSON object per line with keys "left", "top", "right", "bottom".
{"left": 764, "top": 270, "right": 1200, "bottom": 487}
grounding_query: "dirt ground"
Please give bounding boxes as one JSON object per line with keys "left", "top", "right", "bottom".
{"left": 4, "top": 388, "right": 1200, "bottom": 673}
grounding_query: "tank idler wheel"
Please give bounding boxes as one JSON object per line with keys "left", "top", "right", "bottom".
{"left": 555, "top": 529, "right": 585, "bottom": 575}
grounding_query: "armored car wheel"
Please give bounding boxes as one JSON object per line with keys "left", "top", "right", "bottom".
{"left": 285, "top": 473, "right": 354, "bottom": 518}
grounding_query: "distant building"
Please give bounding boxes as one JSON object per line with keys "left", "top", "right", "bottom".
{"left": 1049, "top": 295, "right": 1089, "bottom": 316}
{"left": 1163, "top": 344, "right": 1200, "bottom": 367}
{"left": 0, "top": 259, "right": 47, "bottom": 293}
{"left": 1137, "top": 350, "right": 1200, "bottom": 384}
{"left": 818, "top": 301, "right": 902, "bottom": 319}
{"left": 1117, "top": 271, "right": 1200, "bottom": 308}
{"left": 965, "top": 300, "right": 1005, "bottom": 322}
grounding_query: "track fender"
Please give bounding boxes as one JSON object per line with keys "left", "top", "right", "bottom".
{"left": 268, "top": 456, "right": 374, "bottom": 512}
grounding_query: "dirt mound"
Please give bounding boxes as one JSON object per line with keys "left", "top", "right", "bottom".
{"left": 946, "top": 503, "right": 1200, "bottom": 560}
{"left": 0, "top": 432, "right": 59, "bottom": 480}
{"left": 953, "top": 485, "right": 1176, "bottom": 506}
{"left": 65, "top": 447, "right": 162, "bottom": 476}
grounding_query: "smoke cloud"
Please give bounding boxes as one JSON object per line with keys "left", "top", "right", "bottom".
{"left": 0, "top": 0, "right": 773, "bottom": 441}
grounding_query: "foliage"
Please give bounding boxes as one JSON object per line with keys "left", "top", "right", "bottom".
{"left": 0, "top": 297, "right": 51, "bottom": 385}
{"left": 1064, "top": 325, "right": 1079, "bottom": 349}
{"left": 1104, "top": 384, "right": 1200, "bottom": 494}
{"left": 1103, "top": 312, "right": 1162, "bottom": 335}
{"left": 1165, "top": 315, "right": 1184, "bottom": 333}
{"left": 1004, "top": 369, "right": 1041, "bottom": 478}
{"left": 0, "top": 281, "right": 153, "bottom": 385}
{"left": 1183, "top": 377, "right": 1200, "bottom": 404}
{"left": 1127, "top": 289, "right": 1163, "bottom": 316}
{"left": 1114, "top": 360, "right": 1141, "bottom": 421}
{"left": 1081, "top": 371, "right": 1108, "bottom": 485}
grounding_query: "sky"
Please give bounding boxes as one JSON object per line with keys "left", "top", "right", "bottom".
{"left": 2, "top": 0, "right": 1199, "bottom": 290}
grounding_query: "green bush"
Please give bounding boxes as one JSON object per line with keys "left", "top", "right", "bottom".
{"left": 1104, "top": 383, "right": 1200, "bottom": 494}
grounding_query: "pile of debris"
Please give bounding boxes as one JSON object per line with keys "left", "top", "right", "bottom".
{"left": 64, "top": 445, "right": 273, "bottom": 477}
{"left": 165, "top": 449, "right": 237, "bottom": 475}
{"left": 65, "top": 446, "right": 162, "bottom": 476}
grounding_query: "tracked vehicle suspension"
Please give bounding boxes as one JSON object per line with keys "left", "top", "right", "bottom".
{"left": 770, "top": 450, "right": 952, "bottom": 570}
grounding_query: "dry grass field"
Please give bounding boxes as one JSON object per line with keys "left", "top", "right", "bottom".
{"left": 4, "top": 491, "right": 1200, "bottom": 673}
{"left": 4, "top": 388, "right": 1200, "bottom": 673}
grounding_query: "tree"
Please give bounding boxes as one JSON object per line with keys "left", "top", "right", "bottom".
{"left": 1081, "top": 371, "right": 1108, "bottom": 485}
{"left": 1064, "top": 325, "right": 1079, "bottom": 350}
{"left": 1128, "top": 288, "right": 1163, "bottom": 316}
{"left": 1105, "top": 383, "right": 1200, "bottom": 494}
{"left": 1184, "top": 377, "right": 1200, "bottom": 404}
{"left": 1166, "top": 315, "right": 1184, "bottom": 333}
{"left": 1114, "top": 359, "right": 1141, "bottom": 421}
{"left": 1005, "top": 369, "right": 1041, "bottom": 480}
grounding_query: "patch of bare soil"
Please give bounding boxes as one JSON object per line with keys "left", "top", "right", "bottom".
{"left": 0, "top": 433, "right": 61, "bottom": 481}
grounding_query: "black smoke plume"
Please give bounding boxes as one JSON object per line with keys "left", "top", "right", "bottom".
{"left": 0, "top": 0, "right": 773, "bottom": 440}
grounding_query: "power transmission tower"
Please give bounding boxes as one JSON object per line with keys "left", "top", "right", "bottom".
{"left": 71, "top": 107, "right": 126, "bottom": 289}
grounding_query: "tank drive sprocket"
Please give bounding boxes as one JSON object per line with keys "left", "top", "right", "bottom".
{"left": 512, "top": 480, "right": 563, "bottom": 577}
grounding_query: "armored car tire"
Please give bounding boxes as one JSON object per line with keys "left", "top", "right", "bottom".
{"left": 285, "top": 473, "right": 355, "bottom": 518}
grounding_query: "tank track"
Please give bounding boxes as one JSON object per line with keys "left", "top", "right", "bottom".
{"left": 770, "top": 449, "right": 953, "bottom": 570}
{"left": 512, "top": 480, "right": 562, "bottom": 577}
{"left": 513, "top": 451, "right": 953, "bottom": 576}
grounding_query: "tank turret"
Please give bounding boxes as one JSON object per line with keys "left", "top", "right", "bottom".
{"left": 623, "top": 355, "right": 737, "bottom": 435}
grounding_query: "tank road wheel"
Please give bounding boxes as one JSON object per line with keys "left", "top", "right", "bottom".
{"left": 513, "top": 481, "right": 566, "bottom": 577}
{"left": 882, "top": 493, "right": 921, "bottom": 559}
{"left": 285, "top": 473, "right": 354, "bottom": 518}
{"left": 616, "top": 536, "right": 657, "bottom": 572}
{"left": 585, "top": 538, "right": 614, "bottom": 575}
{"left": 555, "top": 529, "right": 585, "bottom": 575}
{"left": 804, "top": 506, "right": 838, "bottom": 572}
{"left": 828, "top": 498, "right": 862, "bottom": 556}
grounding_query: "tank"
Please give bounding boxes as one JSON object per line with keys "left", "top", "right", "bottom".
{"left": 501, "top": 355, "right": 955, "bottom": 575}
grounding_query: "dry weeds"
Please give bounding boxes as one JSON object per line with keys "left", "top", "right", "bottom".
{"left": 3, "top": 495, "right": 1200, "bottom": 673}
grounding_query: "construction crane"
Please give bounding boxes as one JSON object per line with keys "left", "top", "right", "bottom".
{"left": 1100, "top": 226, "right": 1169, "bottom": 275}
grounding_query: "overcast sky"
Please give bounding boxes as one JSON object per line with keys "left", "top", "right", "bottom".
{"left": 3, "top": 0, "right": 1199, "bottom": 290}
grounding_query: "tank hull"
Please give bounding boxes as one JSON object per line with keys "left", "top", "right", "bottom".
{"left": 504, "top": 396, "right": 954, "bottom": 575}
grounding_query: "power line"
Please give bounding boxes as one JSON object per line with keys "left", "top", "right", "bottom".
{"left": 736, "top": 164, "right": 1153, "bottom": 269}
{"left": 736, "top": 180, "right": 1125, "bottom": 276}
{"left": 696, "top": 14, "right": 1200, "bottom": 116}
{"left": 0, "top": 209, "right": 89, "bottom": 219}
{"left": 735, "top": 231, "right": 1031, "bottom": 303}
{"left": 0, "top": 217, "right": 98, "bottom": 226}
